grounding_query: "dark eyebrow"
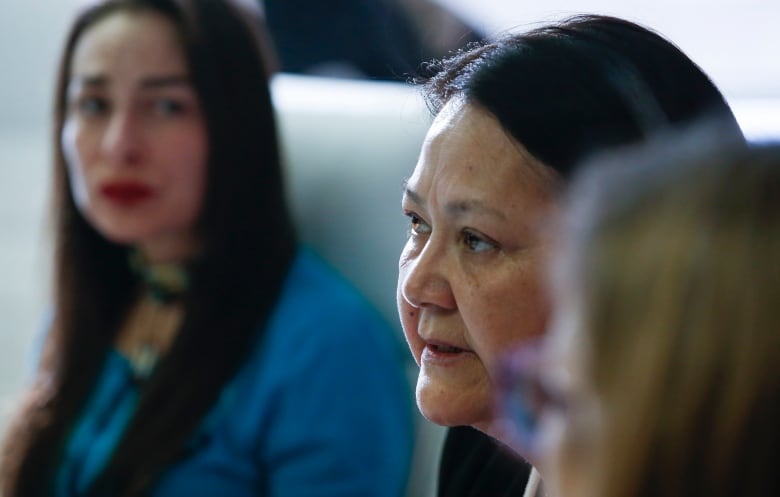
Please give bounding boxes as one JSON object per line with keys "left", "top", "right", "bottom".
{"left": 445, "top": 199, "right": 507, "bottom": 221}
{"left": 73, "top": 75, "right": 108, "bottom": 87}
{"left": 401, "top": 180, "right": 423, "bottom": 206}
{"left": 69, "top": 74, "right": 191, "bottom": 89}
{"left": 402, "top": 179, "right": 507, "bottom": 221}
{"left": 139, "top": 75, "right": 191, "bottom": 89}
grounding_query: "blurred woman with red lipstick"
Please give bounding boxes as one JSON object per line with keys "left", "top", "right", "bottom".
{"left": 0, "top": 1, "right": 413, "bottom": 496}
{"left": 396, "top": 15, "right": 744, "bottom": 497}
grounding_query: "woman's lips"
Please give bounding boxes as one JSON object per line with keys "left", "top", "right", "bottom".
{"left": 421, "top": 339, "right": 473, "bottom": 365}
{"left": 428, "top": 342, "right": 466, "bottom": 353}
{"left": 100, "top": 181, "right": 153, "bottom": 205}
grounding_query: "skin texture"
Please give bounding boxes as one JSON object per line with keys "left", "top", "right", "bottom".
{"left": 61, "top": 9, "right": 208, "bottom": 263}
{"left": 397, "top": 99, "right": 556, "bottom": 434}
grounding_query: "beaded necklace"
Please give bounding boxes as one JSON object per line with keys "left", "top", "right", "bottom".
{"left": 129, "top": 249, "right": 190, "bottom": 304}
{"left": 123, "top": 250, "right": 190, "bottom": 379}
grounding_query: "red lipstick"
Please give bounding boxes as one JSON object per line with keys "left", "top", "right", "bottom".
{"left": 100, "top": 181, "right": 153, "bottom": 205}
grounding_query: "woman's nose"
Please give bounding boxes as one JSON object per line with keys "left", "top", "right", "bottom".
{"left": 102, "top": 109, "right": 144, "bottom": 166}
{"left": 399, "top": 241, "right": 456, "bottom": 311}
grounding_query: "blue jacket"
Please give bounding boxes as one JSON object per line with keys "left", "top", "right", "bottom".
{"left": 54, "top": 248, "right": 414, "bottom": 497}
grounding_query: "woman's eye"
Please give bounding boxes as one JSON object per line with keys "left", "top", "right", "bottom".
{"left": 463, "top": 231, "right": 496, "bottom": 253}
{"left": 153, "top": 98, "right": 185, "bottom": 116}
{"left": 75, "top": 97, "right": 108, "bottom": 116}
{"left": 405, "top": 212, "right": 431, "bottom": 236}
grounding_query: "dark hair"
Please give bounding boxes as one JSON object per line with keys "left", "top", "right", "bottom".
{"left": 419, "top": 14, "right": 744, "bottom": 178}
{"left": 1, "top": 1, "right": 296, "bottom": 495}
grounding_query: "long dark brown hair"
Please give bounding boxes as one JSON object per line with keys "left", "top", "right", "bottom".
{"left": 1, "top": 1, "right": 296, "bottom": 495}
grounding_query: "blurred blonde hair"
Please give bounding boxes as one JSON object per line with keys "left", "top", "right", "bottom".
{"left": 560, "top": 128, "right": 780, "bottom": 497}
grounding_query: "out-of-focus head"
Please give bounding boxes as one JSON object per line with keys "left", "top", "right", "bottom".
{"left": 533, "top": 131, "right": 780, "bottom": 497}
{"left": 397, "top": 13, "right": 743, "bottom": 434}
{"left": 62, "top": 5, "right": 208, "bottom": 262}
{"left": 2, "top": 3, "right": 296, "bottom": 495}
{"left": 54, "top": 0, "right": 288, "bottom": 262}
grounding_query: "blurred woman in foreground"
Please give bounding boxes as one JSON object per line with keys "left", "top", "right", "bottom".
{"left": 503, "top": 132, "right": 779, "bottom": 497}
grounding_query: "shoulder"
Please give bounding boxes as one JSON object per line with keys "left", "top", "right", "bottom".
{"left": 267, "top": 247, "right": 396, "bottom": 349}
{"left": 279, "top": 247, "right": 368, "bottom": 309}
{"left": 236, "top": 246, "right": 407, "bottom": 389}
{"left": 203, "top": 248, "right": 413, "bottom": 485}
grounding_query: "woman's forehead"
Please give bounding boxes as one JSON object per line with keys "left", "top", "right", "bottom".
{"left": 417, "top": 101, "right": 557, "bottom": 201}
{"left": 70, "top": 10, "right": 186, "bottom": 81}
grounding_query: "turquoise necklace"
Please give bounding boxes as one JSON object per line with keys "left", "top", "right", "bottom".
{"left": 128, "top": 249, "right": 190, "bottom": 304}
{"left": 125, "top": 249, "right": 189, "bottom": 379}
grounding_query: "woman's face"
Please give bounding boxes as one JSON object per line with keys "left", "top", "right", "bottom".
{"left": 61, "top": 9, "right": 208, "bottom": 262}
{"left": 397, "top": 99, "right": 556, "bottom": 432}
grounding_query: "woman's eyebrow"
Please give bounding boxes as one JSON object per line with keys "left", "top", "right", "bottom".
{"left": 402, "top": 182, "right": 507, "bottom": 221}
{"left": 67, "top": 74, "right": 191, "bottom": 89}
{"left": 401, "top": 183, "right": 423, "bottom": 205}
{"left": 139, "top": 75, "right": 191, "bottom": 88}
{"left": 69, "top": 75, "right": 108, "bottom": 88}
{"left": 445, "top": 199, "right": 507, "bottom": 221}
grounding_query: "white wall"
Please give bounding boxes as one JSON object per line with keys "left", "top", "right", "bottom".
{"left": 0, "top": 0, "right": 75, "bottom": 425}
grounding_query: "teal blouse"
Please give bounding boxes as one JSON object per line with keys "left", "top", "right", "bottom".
{"left": 52, "top": 248, "right": 414, "bottom": 497}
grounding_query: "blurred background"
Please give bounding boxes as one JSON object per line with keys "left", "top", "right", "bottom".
{"left": 1, "top": 0, "right": 778, "bottom": 441}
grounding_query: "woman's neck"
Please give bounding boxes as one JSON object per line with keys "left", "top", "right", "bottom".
{"left": 136, "top": 232, "right": 200, "bottom": 264}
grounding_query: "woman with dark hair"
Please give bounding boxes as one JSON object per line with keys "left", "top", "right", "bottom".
{"left": 0, "top": 1, "right": 412, "bottom": 496}
{"left": 396, "top": 14, "right": 743, "bottom": 497}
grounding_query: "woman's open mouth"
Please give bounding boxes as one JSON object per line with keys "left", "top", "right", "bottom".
{"left": 421, "top": 340, "right": 473, "bottom": 365}
{"left": 428, "top": 343, "right": 466, "bottom": 354}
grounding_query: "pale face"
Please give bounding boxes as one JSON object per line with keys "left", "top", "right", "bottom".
{"left": 397, "top": 100, "right": 556, "bottom": 432}
{"left": 62, "top": 9, "right": 208, "bottom": 263}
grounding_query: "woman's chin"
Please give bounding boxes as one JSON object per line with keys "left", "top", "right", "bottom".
{"left": 418, "top": 404, "right": 464, "bottom": 427}
{"left": 415, "top": 380, "right": 492, "bottom": 428}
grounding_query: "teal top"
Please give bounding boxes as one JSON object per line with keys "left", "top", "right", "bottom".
{"left": 53, "top": 248, "right": 414, "bottom": 497}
